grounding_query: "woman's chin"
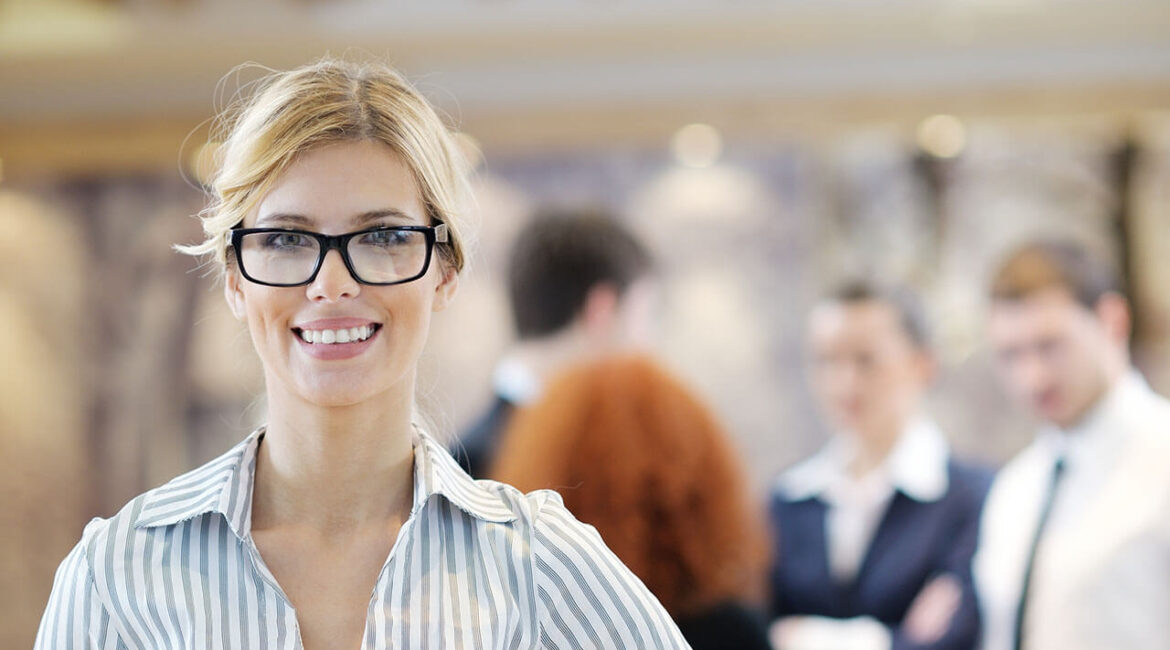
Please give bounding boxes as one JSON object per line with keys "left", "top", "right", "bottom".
{"left": 277, "top": 361, "right": 413, "bottom": 410}
{"left": 293, "top": 380, "right": 376, "bottom": 408}
{"left": 308, "top": 393, "right": 368, "bottom": 408}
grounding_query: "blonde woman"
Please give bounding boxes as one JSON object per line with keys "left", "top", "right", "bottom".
{"left": 36, "top": 59, "right": 689, "bottom": 649}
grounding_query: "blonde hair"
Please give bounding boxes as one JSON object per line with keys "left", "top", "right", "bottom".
{"left": 178, "top": 58, "right": 473, "bottom": 273}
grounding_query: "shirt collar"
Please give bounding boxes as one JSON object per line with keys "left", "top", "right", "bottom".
{"left": 410, "top": 426, "right": 518, "bottom": 523}
{"left": 779, "top": 416, "right": 951, "bottom": 504}
{"left": 134, "top": 425, "right": 517, "bottom": 536}
{"left": 1037, "top": 370, "right": 1152, "bottom": 465}
{"left": 132, "top": 429, "right": 259, "bottom": 537}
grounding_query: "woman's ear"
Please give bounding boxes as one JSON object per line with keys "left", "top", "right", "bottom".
{"left": 431, "top": 266, "right": 459, "bottom": 313}
{"left": 223, "top": 270, "right": 247, "bottom": 321}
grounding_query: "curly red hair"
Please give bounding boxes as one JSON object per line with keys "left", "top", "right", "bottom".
{"left": 490, "top": 355, "right": 769, "bottom": 616}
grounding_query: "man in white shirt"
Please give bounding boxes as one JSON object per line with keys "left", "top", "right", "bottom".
{"left": 976, "top": 239, "right": 1170, "bottom": 650}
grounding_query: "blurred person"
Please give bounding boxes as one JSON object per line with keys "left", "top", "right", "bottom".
{"left": 454, "top": 206, "right": 655, "bottom": 478}
{"left": 769, "top": 281, "right": 992, "bottom": 650}
{"left": 35, "top": 59, "right": 689, "bottom": 649}
{"left": 491, "top": 355, "right": 772, "bottom": 650}
{"left": 975, "top": 239, "right": 1170, "bottom": 650}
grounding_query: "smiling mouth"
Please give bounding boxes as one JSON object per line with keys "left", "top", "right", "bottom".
{"left": 293, "top": 324, "right": 381, "bottom": 345}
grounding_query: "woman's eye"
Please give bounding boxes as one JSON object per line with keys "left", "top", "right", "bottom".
{"left": 263, "top": 232, "right": 312, "bottom": 249}
{"left": 362, "top": 230, "right": 409, "bottom": 246}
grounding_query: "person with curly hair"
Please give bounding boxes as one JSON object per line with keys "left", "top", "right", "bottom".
{"left": 491, "top": 354, "right": 772, "bottom": 650}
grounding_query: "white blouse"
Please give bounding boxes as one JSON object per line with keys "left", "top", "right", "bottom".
{"left": 36, "top": 428, "right": 690, "bottom": 649}
{"left": 781, "top": 417, "right": 951, "bottom": 581}
{"left": 775, "top": 417, "right": 952, "bottom": 650}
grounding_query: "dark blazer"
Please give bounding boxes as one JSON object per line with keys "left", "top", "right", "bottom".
{"left": 676, "top": 601, "right": 772, "bottom": 650}
{"left": 768, "top": 461, "right": 992, "bottom": 650}
{"left": 452, "top": 395, "right": 516, "bottom": 479}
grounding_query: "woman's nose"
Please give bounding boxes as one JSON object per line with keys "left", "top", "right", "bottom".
{"left": 306, "top": 249, "right": 361, "bottom": 301}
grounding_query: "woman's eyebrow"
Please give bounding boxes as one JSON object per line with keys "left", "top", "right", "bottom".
{"left": 255, "top": 213, "right": 314, "bottom": 228}
{"left": 254, "top": 209, "right": 418, "bottom": 229}
{"left": 353, "top": 209, "right": 419, "bottom": 227}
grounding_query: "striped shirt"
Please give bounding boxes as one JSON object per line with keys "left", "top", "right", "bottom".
{"left": 36, "top": 428, "right": 691, "bottom": 649}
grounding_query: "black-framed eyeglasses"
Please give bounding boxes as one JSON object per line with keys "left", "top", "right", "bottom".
{"left": 228, "top": 224, "right": 448, "bottom": 287}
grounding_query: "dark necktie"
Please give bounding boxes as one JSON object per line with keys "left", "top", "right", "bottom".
{"left": 1012, "top": 456, "right": 1066, "bottom": 650}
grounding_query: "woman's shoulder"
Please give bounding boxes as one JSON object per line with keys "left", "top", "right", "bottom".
{"left": 474, "top": 481, "right": 692, "bottom": 648}
{"left": 74, "top": 433, "right": 257, "bottom": 567}
{"left": 465, "top": 477, "right": 574, "bottom": 529}
{"left": 465, "top": 477, "right": 616, "bottom": 557}
{"left": 768, "top": 453, "right": 832, "bottom": 509}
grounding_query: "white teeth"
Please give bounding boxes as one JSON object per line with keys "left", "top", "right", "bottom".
{"left": 298, "top": 326, "right": 375, "bottom": 345}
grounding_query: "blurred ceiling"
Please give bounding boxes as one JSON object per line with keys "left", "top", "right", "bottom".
{"left": 1, "top": 0, "right": 1169, "bottom": 175}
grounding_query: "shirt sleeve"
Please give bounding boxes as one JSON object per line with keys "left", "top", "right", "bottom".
{"left": 774, "top": 615, "right": 891, "bottom": 650}
{"left": 529, "top": 492, "right": 692, "bottom": 649}
{"left": 34, "top": 537, "right": 124, "bottom": 649}
{"left": 891, "top": 470, "right": 991, "bottom": 650}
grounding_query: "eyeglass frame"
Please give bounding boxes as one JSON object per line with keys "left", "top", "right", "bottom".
{"left": 227, "top": 223, "right": 449, "bottom": 287}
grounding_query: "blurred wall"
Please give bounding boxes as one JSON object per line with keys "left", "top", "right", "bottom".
{"left": 3, "top": 1, "right": 1170, "bottom": 646}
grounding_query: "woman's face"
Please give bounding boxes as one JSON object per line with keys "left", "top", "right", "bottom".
{"left": 807, "top": 299, "right": 932, "bottom": 442}
{"left": 224, "top": 140, "right": 458, "bottom": 408}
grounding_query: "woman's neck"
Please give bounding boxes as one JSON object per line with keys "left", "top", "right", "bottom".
{"left": 252, "top": 386, "right": 416, "bottom": 534}
{"left": 846, "top": 422, "right": 903, "bottom": 479}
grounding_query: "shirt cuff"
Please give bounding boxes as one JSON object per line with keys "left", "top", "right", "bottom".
{"left": 779, "top": 615, "right": 892, "bottom": 650}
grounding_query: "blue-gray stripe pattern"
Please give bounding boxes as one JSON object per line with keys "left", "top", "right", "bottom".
{"left": 36, "top": 429, "right": 690, "bottom": 649}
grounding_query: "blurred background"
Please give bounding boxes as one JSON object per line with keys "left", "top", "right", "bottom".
{"left": 3, "top": 0, "right": 1170, "bottom": 645}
